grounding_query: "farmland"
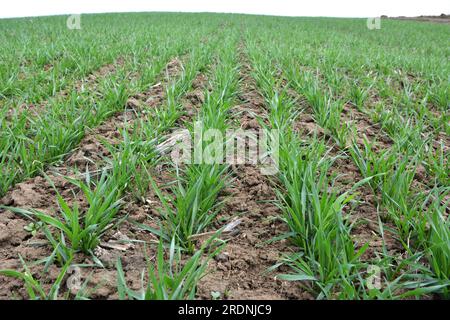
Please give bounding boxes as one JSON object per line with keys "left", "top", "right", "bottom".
{"left": 0, "top": 12, "right": 449, "bottom": 300}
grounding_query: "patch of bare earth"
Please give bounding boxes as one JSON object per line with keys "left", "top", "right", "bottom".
{"left": 388, "top": 14, "right": 450, "bottom": 24}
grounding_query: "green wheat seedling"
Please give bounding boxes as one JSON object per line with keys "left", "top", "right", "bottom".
{"left": 0, "top": 255, "right": 73, "bottom": 300}
{"left": 380, "top": 158, "right": 422, "bottom": 242}
{"left": 426, "top": 210, "right": 450, "bottom": 297}
{"left": 247, "top": 47, "right": 368, "bottom": 297}
{"left": 348, "top": 138, "right": 395, "bottom": 193}
{"left": 404, "top": 187, "right": 450, "bottom": 298}
{"left": 423, "top": 141, "right": 449, "bottom": 186}
{"left": 349, "top": 82, "right": 371, "bottom": 112}
{"left": 3, "top": 170, "right": 124, "bottom": 262}
{"left": 428, "top": 81, "right": 450, "bottom": 112}
{"left": 265, "top": 92, "right": 299, "bottom": 132}
{"left": 117, "top": 236, "right": 224, "bottom": 300}
{"left": 121, "top": 50, "right": 218, "bottom": 203}
{"left": 148, "top": 165, "right": 228, "bottom": 253}
{"left": 425, "top": 197, "right": 450, "bottom": 297}
{"left": 275, "top": 145, "right": 370, "bottom": 297}
{"left": 251, "top": 58, "right": 279, "bottom": 99}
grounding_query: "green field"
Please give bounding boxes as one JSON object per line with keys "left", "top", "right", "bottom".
{"left": 0, "top": 12, "right": 449, "bottom": 300}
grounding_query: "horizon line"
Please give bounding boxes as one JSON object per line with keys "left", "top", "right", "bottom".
{"left": 1, "top": 10, "right": 449, "bottom": 20}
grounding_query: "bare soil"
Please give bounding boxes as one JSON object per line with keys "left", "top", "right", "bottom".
{"left": 387, "top": 14, "right": 450, "bottom": 24}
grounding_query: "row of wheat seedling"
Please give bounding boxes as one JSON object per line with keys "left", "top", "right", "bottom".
{"left": 348, "top": 139, "right": 449, "bottom": 297}
{"left": 0, "top": 33, "right": 122, "bottom": 105}
{"left": 320, "top": 62, "right": 448, "bottom": 188}
{"left": 0, "top": 19, "right": 226, "bottom": 197}
{"left": 255, "top": 20, "right": 448, "bottom": 190}
{"left": 138, "top": 38, "right": 239, "bottom": 253}
{"left": 0, "top": 39, "right": 189, "bottom": 197}
{"left": 0, "top": 40, "right": 221, "bottom": 299}
{"left": 292, "top": 63, "right": 449, "bottom": 298}
{"left": 117, "top": 38, "right": 241, "bottom": 299}
{"left": 275, "top": 35, "right": 448, "bottom": 188}
{"left": 246, "top": 41, "right": 376, "bottom": 299}
{"left": 116, "top": 39, "right": 237, "bottom": 299}
{"left": 0, "top": 14, "right": 216, "bottom": 105}
{"left": 265, "top": 39, "right": 449, "bottom": 298}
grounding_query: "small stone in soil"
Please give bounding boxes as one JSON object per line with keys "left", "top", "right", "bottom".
{"left": 0, "top": 224, "right": 11, "bottom": 243}
{"left": 214, "top": 253, "right": 229, "bottom": 262}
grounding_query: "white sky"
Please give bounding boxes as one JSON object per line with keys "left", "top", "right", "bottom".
{"left": 0, "top": 0, "right": 449, "bottom": 19}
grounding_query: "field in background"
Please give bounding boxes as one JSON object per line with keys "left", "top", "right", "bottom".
{"left": 0, "top": 13, "right": 448, "bottom": 300}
